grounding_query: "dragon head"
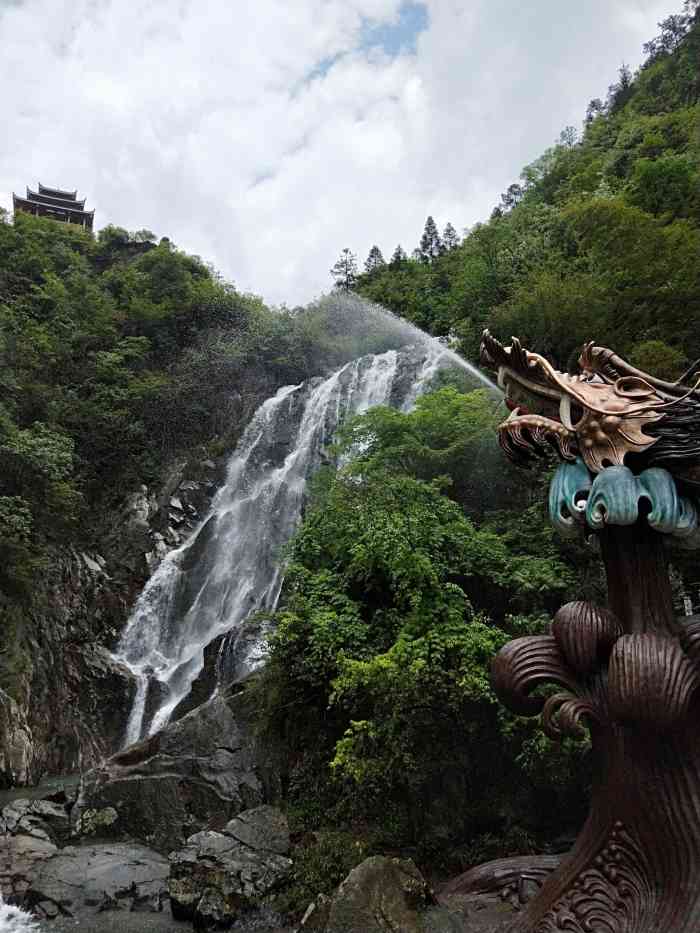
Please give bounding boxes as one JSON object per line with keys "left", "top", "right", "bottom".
{"left": 480, "top": 331, "right": 700, "bottom": 481}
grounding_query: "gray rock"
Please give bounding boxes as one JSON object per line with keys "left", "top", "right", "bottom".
{"left": 165, "top": 526, "right": 181, "bottom": 547}
{"left": 26, "top": 842, "right": 169, "bottom": 918}
{"left": 0, "top": 831, "right": 57, "bottom": 901}
{"left": 225, "top": 805, "right": 290, "bottom": 857}
{"left": 2, "top": 798, "right": 71, "bottom": 846}
{"left": 299, "top": 856, "right": 434, "bottom": 933}
{"left": 124, "top": 489, "right": 152, "bottom": 533}
{"left": 169, "top": 805, "right": 292, "bottom": 929}
{"left": 0, "top": 690, "right": 36, "bottom": 786}
{"left": 75, "top": 690, "right": 263, "bottom": 853}
{"left": 426, "top": 892, "right": 515, "bottom": 932}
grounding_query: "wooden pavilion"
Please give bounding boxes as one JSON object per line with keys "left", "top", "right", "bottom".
{"left": 13, "top": 183, "right": 94, "bottom": 230}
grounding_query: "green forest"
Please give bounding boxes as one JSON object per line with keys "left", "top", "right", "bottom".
{"left": 1, "top": 1, "right": 700, "bottom": 917}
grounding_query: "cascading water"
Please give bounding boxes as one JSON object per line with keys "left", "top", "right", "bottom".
{"left": 115, "top": 334, "right": 498, "bottom": 746}
{"left": 0, "top": 897, "right": 39, "bottom": 933}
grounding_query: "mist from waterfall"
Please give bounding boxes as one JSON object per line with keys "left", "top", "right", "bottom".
{"left": 114, "top": 298, "right": 499, "bottom": 745}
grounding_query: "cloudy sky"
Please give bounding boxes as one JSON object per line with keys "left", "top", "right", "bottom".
{"left": 0, "top": 0, "right": 673, "bottom": 306}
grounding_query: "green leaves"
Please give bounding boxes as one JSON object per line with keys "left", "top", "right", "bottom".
{"left": 626, "top": 154, "right": 698, "bottom": 217}
{"left": 263, "top": 391, "right": 584, "bottom": 850}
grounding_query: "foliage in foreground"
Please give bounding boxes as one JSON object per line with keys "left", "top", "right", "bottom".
{"left": 259, "top": 391, "right": 591, "bottom": 874}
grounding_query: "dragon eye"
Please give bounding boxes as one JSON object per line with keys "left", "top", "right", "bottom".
{"left": 615, "top": 377, "right": 655, "bottom": 399}
{"left": 560, "top": 396, "right": 585, "bottom": 430}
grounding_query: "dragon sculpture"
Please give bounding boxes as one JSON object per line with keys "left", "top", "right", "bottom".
{"left": 480, "top": 330, "right": 700, "bottom": 485}
{"left": 474, "top": 330, "right": 700, "bottom": 933}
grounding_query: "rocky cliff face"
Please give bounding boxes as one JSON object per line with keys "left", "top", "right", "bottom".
{"left": 0, "top": 455, "right": 225, "bottom": 788}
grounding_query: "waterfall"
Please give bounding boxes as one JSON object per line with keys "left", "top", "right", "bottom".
{"left": 115, "top": 343, "right": 477, "bottom": 744}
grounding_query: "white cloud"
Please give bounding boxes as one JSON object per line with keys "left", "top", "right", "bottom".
{"left": 0, "top": 0, "right": 676, "bottom": 305}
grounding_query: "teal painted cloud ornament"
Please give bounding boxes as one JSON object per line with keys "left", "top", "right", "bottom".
{"left": 549, "top": 460, "right": 700, "bottom": 547}
{"left": 548, "top": 458, "right": 592, "bottom": 538}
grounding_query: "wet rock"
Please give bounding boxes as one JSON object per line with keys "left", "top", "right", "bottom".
{"left": 146, "top": 532, "right": 169, "bottom": 571}
{"left": 169, "top": 805, "right": 292, "bottom": 929}
{"left": 2, "top": 798, "right": 71, "bottom": 847}
{"left": 217, "top": 616, "right": 274, "bottom": 688}
{"left": 0, "top": 690, "right": 36, "bottom": 787}
{"left": 26, "top": 842, "right": 169, "bottom": 918}
{"left": 169, "top": 634, "right": 225, "bottom": 722}
{"left": 75, "top": 690, "right": 263, "bottom": 854}
{"left": 165, "top": 526, "right": 181, "bottom": 547}
{"left": 0, "top": 832, "right": 57, "bottom": 902}
{"left": 299, "top": 856, "right": 434, "bottom": 933}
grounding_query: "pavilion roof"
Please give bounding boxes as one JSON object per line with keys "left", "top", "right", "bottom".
{"left": 13, "top": 194, "right": 95, "bottom": 230}
{"left": 38, "top": 183, "right": 78, "bottom": 200}
{"left": 26, "top": 187, "right": 86, "bottom": 210}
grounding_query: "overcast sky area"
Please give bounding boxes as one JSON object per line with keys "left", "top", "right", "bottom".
{"left": 0, "top": 0, "right": 675, "bottom": 306}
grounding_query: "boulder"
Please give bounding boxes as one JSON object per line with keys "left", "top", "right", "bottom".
{"left": 0, "top": 796, "right": 76, "bottom": 902}
{"left": 25, "top": 842, "right": 169, "bottom": 919}
{"left": 299, "top": 856, "right": 435, "bottom": 933}
{"left": 74, "top": 689, "right": 263, "bottom": 853}
{"left": 0, "top": 832, "right": 57, "bottom": 902}
{"left": 2, "top": 799, "right": 71, "bottom": 846}
{"left": 169, "top": 805, "right": 292, "bottom": 929}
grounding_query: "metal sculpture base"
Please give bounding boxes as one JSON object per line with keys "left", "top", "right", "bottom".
{"left": 496, "top": 522, "right": 700, "bottom": 932}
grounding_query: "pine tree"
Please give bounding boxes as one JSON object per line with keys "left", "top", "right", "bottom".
{"left": 364, "top": 245, "right": 386, "bottom": 274}
{"left": 585, "top": 98, "right": 605, "bottom": 124}
{"left": 418, "top": 216, "right": 442, "bottom": 262}
{"left": 499, "top": 183, "right": 524, "bottom": 212}
{"left": 442, "top": 223, "right": 460, "bottom": 251}
{"left": 330, "top": 248, "right": 358, "bottom": 291}
{"left": 607, "top": 63, "right": 633, "bottom": 111}
{"left": 390, "top": 244, "right": 408, "bottom": 266}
